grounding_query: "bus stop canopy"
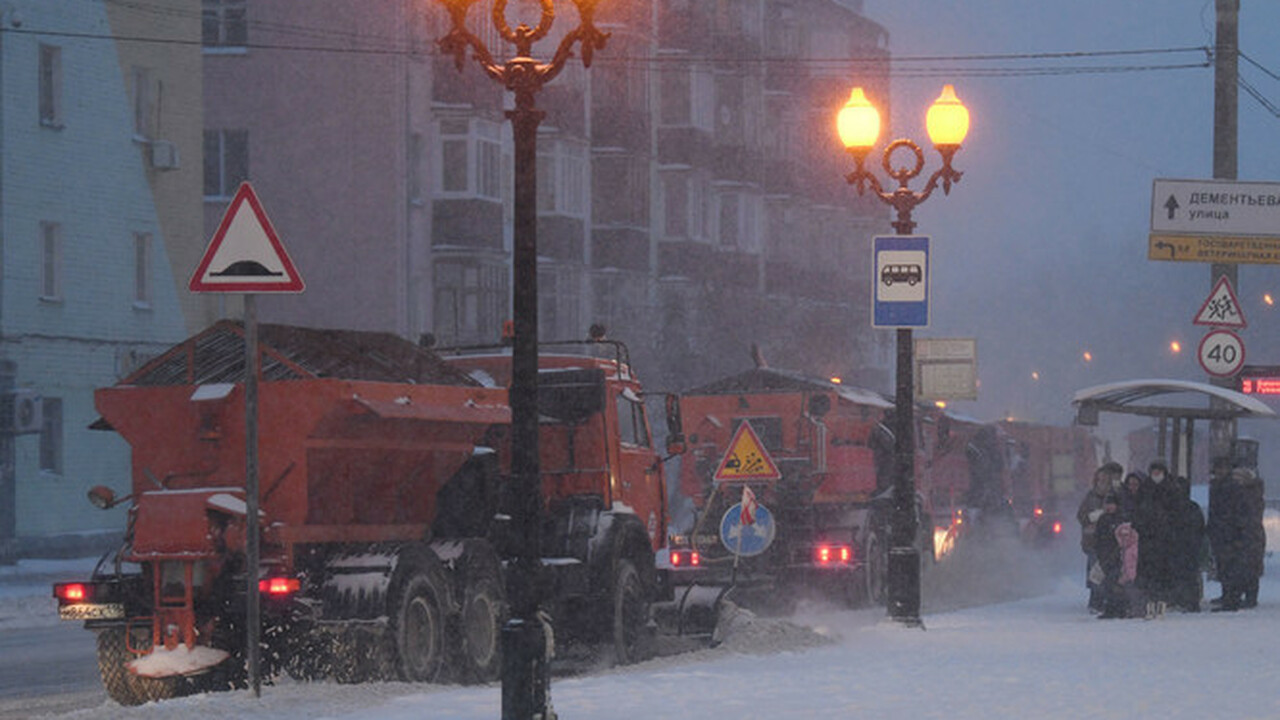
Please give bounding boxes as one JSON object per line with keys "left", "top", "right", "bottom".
{"left": 1072, "top": 378, "right": 1277, "bottom": 423}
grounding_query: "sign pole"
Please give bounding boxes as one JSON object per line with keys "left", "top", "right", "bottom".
{"left": 189, "top": 181, "right": 302, "bottom": 700}
{"left": 244, "top": 293, "right": 261, "bottom": 697}
{"left": 1209, "top": 0, "right": 1239, "bottom": 463}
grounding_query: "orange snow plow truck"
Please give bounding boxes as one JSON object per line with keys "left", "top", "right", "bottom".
{"left": 52, "top": 322, "right": 674, "bottom": 705}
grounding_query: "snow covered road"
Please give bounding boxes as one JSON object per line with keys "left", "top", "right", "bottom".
{"left": 4, "top": 548, "right": 1279, "bottom": 720}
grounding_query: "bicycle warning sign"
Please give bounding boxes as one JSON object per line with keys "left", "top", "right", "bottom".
{"left": 713, "top": 421, "right": 781, "bottom": 482}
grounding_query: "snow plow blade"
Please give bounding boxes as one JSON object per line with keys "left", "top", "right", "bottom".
{"left": 653, "top": 583, "right": 733, "bottom": 642}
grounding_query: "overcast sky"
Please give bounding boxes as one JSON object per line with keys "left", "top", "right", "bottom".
{"left": 857, "top": 1, "right": 1280, "bottom": 465}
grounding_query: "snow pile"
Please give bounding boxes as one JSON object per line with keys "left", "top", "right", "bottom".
{"left": 129, "top": 645, "right": 230, "bottom": 679}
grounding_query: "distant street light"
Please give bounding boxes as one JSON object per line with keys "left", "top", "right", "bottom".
{"left": 838, "top": 84, "right": 970, "bottom": 626}
{"left": 435, "top": 2, "right": 609, "bottom": 718}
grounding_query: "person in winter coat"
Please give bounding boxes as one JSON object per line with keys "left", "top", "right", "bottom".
{"left": 1078, "top": 464, "right": 1120, "bottom": 611}
{"left": 1168, "top": 475, "right": 1206, "bottom": 612}
{"left": 1207, "top": 456, "right": 1236, "bottom": 608}
{"left": 1094, "top": 493, "right": 1130, "bottom": 619}
{"left": 1214, "top": 466, "right": 1266, "bottom": 611}
{"left": 1140, "top": 460, "right": 1180, "bottom": 608}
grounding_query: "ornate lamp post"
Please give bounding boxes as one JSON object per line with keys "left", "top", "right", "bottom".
{"left": 838, "top": 84, "right": 970, "bottom": 626}
{"left": 436, "top": 2, "right": 608, "bottom": 717}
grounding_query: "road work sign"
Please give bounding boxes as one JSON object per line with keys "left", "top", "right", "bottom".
{"left": 1149, "top": 178, "right": 1280, "bottom": 265}
{"left": 713, "top": 421, "right": 781, "bottom": 483}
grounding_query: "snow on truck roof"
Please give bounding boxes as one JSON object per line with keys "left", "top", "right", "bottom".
{"left": 681, "top": 368, "right": 893, "bottom": 409}
{"left": 119, "top": 321, "right": 478, "bottom": 388}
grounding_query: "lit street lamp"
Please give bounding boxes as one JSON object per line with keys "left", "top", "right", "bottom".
{"left": 436, "top": 2, "right": 608, "bottom": 717}
{"left": 838, "top": 84, "right": 970, "bottom": 626}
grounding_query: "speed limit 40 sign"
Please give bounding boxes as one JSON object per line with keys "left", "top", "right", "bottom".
{"left": 1198, "top": 329, "right": 1245, "bottom": 377}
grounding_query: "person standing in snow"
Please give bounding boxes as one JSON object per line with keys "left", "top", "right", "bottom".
{"left": 1139, "top": 460, "right": 1179, "bottom": 610}
{"left": 1168, "top": 475, "right": 1206, "bottom": 612}
{"left": 1078, "top": 463, "right": 1120, "bottom": 612}
{"left": 1206, "top": 455, "right": 1236, "bottom": 608}
{"left": 1094, "top": 493, "right": 1129, "bottom": 619}
{"left": 1214, "top": 464, "right": 1266, "bottom": 611}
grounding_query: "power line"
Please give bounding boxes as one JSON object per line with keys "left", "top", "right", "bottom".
{"left": 1240, "top": 50, "right": 1280, "bottom": 83}
{"left": 1239, "top": 76, "right": 1280, "bottom": 119}
{"left": 0, "top": 25, "right": 1213, "bottom": 78}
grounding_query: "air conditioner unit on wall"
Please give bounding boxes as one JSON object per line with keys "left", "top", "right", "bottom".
{"left": 149, "top": 140, "right": 179, "bottom": 170}
{"left": 0, "top": 389, "right": 42, "bottom": 435}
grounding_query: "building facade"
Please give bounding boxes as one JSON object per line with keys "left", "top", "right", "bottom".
{"left": 0, "top": 1, "right": 201, "bottom": 551}
{"left": 201, "top": 0, "right": 894, "bottom": 398}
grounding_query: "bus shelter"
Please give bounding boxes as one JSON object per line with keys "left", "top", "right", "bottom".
{"left": 1072, "top": 378, "right": 1277, "bottom": 478}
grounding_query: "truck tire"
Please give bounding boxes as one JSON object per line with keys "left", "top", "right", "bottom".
{"left": 454, "top": 542, "right": 506, "bottom": 684}
{"left": 96, "top": 627, "right": 183, "bottom": 706}
{"left": 608, "top": 558, "right": 653, "bottom": 665}
{"left": 97, "top": 627, "right": 144, "bottom": 706}
{"left": 389, "top": 554, "right": 450, "bottom": 683}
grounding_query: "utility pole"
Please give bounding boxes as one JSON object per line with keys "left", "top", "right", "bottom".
{"left": 1209, "top": 0, "right": 1239, "bottom": 463}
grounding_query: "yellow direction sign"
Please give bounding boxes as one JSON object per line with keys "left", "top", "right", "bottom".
{"left": 1149, "top": 234, "right": 1280, "bottom": 265}
{"left": 713, "top": 421, "right": 781, "bottom": 482}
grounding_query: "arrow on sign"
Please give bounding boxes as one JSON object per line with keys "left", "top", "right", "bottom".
{"left": 1164, "top": 195, "right": 1180, "bottom": 220}
{"left": 1153, "top": 240, "right": 1177, "bottom": 259}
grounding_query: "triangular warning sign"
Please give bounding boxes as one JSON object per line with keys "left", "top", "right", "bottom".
{"left": 1193, "top": 275, "right": 1246, "bottom": 328}
{"left": 190, "top": 182, "right": 304, "bottom": 293}
{"left": 713, "top": 421, "right": 782, "bottom": 482}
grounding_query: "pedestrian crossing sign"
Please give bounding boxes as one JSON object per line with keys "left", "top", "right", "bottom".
{"left": 713, "top": 421, "right": 781, "bottom": 482}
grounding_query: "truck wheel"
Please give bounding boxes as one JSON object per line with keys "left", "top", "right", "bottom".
{"left": 97, "top": 628, "right": 144, "bottom": 706}
{"left": 389, "top": 556, "right": 450, "bottom": 683}
{"left": 864, "top": 533, "right": 886, "bottom": 606}
{"left": 96, "top": 628, "right": 183, "bottom": 705}
{"left": 455, "top": 543, "right": 506, "bottom": 684}
{"left": 609, "top": 559, "right": 653, "bottom": 665}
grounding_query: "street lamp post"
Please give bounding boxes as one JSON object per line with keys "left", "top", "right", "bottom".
{"left": 436, "top": 2, "right": 608, "bottom": 717}
{"left": 838, "top": 84, "right": 970, "bottom": 626}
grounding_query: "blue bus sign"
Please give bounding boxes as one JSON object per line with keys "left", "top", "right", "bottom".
{"left": 873, "top": 235, "right": 930, "bottom": 328}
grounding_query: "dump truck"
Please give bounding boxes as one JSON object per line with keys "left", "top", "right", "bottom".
{"left": 52, "top": 321, "right": 672, "bottom": 705}
{"left": 662, "top": 367, "right": 944, "bottom": 609}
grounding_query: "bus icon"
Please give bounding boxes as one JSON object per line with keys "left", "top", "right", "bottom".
{"left": 881, "top": 263, "right": 922, "bottom": 286}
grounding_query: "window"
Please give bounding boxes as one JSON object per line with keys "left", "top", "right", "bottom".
{"left": 40, "top": 398, "right": 63, "bottom": 474}
{"left": 39, "top": 44, "right": 62, "bottom": 127}
{"left": 432, "top": 259, "right": 508, "bottom": 345}
{"left": 716, "top": 190, "right": 760, "bottom": 251}
{"left": 538, "top": 141, "right": 587, "bottom": 217}
{"left": 203, "top": 129, "right": 248, "bottom": 199}
{"left": 538, "top": 265, "right": 580, "bottom": 340}
{"left": 616, "top": 390, "right": 651, "bottom": 448}
{"left": 40, "top": 222, "right": 62, "bottom": 300}
{"left": 202, "top": 0, "right": 247, "bottom": 49}
{"left": 719, "top": 192, "right": 739, "bottom": 247}
{"left": 658, "top": 65, "right": 713, "bottom": 131}
{"left": 661, "top": 172, "right": 689, "bottom": 238}
{"left": 438, "top": 118, "right": 503, "bottom": 200}
{"left": 132, "top": 66, "right": 156, "bottom": 139}
{"left": 134, "top": 232, "right": 152, "bottom": 306}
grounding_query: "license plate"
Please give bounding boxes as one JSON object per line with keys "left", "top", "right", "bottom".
{"left": 59, "top": 603, "right": 125, "bottom": 621}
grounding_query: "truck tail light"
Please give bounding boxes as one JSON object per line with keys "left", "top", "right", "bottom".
{"left": 670, "top": 549, "right": 700, "bottom": 567}
{"left": 258, "top": 577, "right": 301, "bottom": 596}
{"left": 815, "top": 544, "right": 852, "bottom": 566}
{"left": 54, "top": 582, "right": 89, "bottom": 604}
